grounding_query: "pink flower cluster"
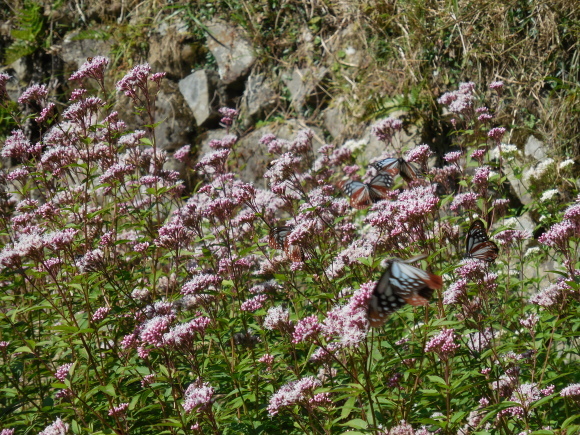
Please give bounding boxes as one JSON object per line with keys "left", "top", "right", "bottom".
{"left": 183, "top": 379, "right": 214, "bottom": 413}
{"left": 267, "top": 376, "right": 322, "bottom": 416}
{"left": 371, "top": 117, "right": 403, "bottom": 143}
{"left": 438, "top": 82, "right": 475, "bottom": 115}
{"left": 38, "top": 418, "right": 69, "bottom": 435}
{"left": 55, "top": 363, "right": 73, "bottom": 382}
{"left": 560, "top": 383, "right": 580, "bottom": 397}
{"left": 108, "top": 402, "right": 129, "bottom": 417}
{"left": 425, "top": 328, "right": 460, "bottom": 358}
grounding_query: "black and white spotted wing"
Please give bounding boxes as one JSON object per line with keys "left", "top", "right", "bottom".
{"left": 371, "top": 157, "right": 422, "bottom": 182}
{"left": 465, "top": 220, "right": 499, "bottom": 262}
{"left": 368, "top": 258, "right": 443, "bottom": 327}
{"left": 340, "top": 173, "right": 393, "bottom": 209}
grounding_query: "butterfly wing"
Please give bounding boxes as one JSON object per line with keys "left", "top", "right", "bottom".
{"left": 269, "top": 226, "right": 292, "bottom": 249}
{"left": 469, "top": 241, "right": 499, "bottom": 262}
{"left": 371, "top": 157, "right": 400, "bottom": 175}
{"left": 399, "top": 159, "right": 422, "bottom": 182}
{"left": 367, "top": 173, "right": 393, "bottom": 203}
{"left": 340, "top": 180, "right": 372, "bottom": 209}
{"left": 368, "top": 258, "right": 442, "bottom": 327}
{"left": 465, "top": 220, "right": 499, "bottom": 262}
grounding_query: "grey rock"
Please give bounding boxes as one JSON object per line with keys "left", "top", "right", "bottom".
{"left": 283, "top": 67, "right": 328, "bottom": 113}
{"left": 148, "top": 19, "right": 193, "bottom": 79}
{"left": 524, "top": 135, "right": 546, "bottom": 161}
{"left": 205, "top": 19, "right": 256, "bottom": 85}
{"left": 323, "top": 98, "right": 348, "bottom": 139}
{"left": 154, "top": 80, "right": 197, "bottom": 152}
{"left": 504, "top": 164, "right": 532, "bottom": 205}
{"left": 60, "top": 30, "right": 113, "bottom": 69}
{"left": 324, "top": 23, "right": 370, "bottom": 70}
{"left": 178, "top": 70, "right": 221, "bottom": 126}
{"left": 239, "top": 72, "right": 277, "bottom": 127}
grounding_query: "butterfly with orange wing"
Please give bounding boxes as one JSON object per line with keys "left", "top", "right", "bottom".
{"left": 465, "top": 219, "right": 499, "bottom": 262}
{"left": 371, "top": 157, "right": 422, "bottom": 182}
{"left": 339, "top": 173, "right": 393, "bottom": 209}
{"left": 368, "top": 257, "right": 443, "bottom": 327}
{"left": 268, "top": 226, "right": 304, "bottom": 262}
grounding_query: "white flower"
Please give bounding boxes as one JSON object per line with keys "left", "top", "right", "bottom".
{"left": 342, "top": 139, "right": 366, "bottom": 152}
{"left": 502, "top": 217, "right": 519, "bottom": 229}
{"left": 490, "top": 143, "right": 518, "bottom": 160}
{"left": 540, "top": 189, "right": 559, "bottom": 202}
{"left": 524, "top": 247, "right": 541, "bottom": 258}
{"left": 524, "top": 158, "right": 554, "bottom": 182}
{"left": 559, "top": 159, "right": 574, "bottom": 169}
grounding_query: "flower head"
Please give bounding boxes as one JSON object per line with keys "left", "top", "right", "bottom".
{"left": 183, "top": 379, "right": 214, "bottom": 413}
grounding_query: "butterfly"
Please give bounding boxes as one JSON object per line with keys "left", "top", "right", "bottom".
{"left": 268, "top": 226, "right": 303, "bottom": 262}
{"left": 339, "top": 173, "right": 393, "bottom": 209}
{"left": 371, "top": 157, "right": 422, "bottom": 182}
{"left": 368, "top": 257, "right": 443, "bottom": 327}
{"left": 465, "top": 219, "right": 499, "bottom": 262}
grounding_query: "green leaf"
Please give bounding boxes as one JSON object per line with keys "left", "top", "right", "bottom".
{"left": 340, "top": 396, "right": 357, "bottom": 420}
{"left": 341, "top": 419, "right": 368, "bottom": 429}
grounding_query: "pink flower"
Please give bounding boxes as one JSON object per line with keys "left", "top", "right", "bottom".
{"left": 183, "top": 379, "right": 214, "bottom": 413}
{"left": 2, "top": 129, "right": 34, "bottom": 159}
{"left": 263, "top": 306, "right": 291, "bottom": 331}
{"left": 444, "top": 151, "right": 462, "bottom": 163}
{"left": 218, "top": 107, "right": 238, "bottom": 126}
{"left": 488, "top": 127, "right": 506, "bottom": 142}
{"left": 240, "top": 294, "right": 267, "bottom": 311}
{"left": 538, "top": 220, "right": 576, "bottom": 249}
{"left": 18, "top": 84, "right": 48, "bottom": 104}
{"left": 473, "top": 165, "right": 491, "bottom": 187}
{"left": 108, "top": 402, "right": 129, "bottom": 417}
{"left": 289, "top": 129, "right": 313, "bottom": 154}
{"left": 141, "top": 374, "right": 155, "bottom": 387}
{"left": 55, "top": 363, "right": 73, "bottom": 382}
{"left": 489, "top": 81, "right": 504, "bottom": 90}
{"left": 38, "top": 418, "right": 69, "bottom": 435}
{"left": 174, "top": 145, "right": 190, "bottom": 162}
{"left": 456, "top": 258, "right": 487, "bottom": 280}
{"left": 69, "top": 56, "right": 110, "bottom": 82}
{"left": 405, "top": 144, "right": 432, "bottom": 165}
{"left": 92, "top": 306, "right": 110, "bottom": 322}
{"left": 529, "top": 280, "right": 571, "bottom": 308}
{"left": 309, "top": 392, "right": 332, "bottom": 407}
{"left": 292, "top": 315, "right": 321, "bottom": 344}
{"left": 35, "top": 103, "right": 56, "bottom": 123}
{"left": 267, "top": 376, "right": 321, "bottom": 416}
{"left": 560, "top": 383, "right": 580, "bottom": 397}
{"left": 140, "top": 315, "right": 172, "bottom": 347}
{"left": 163, "top": 317, "right": 210, "bottom": 347}
{"left": 519, "top": 313, "right": 539, "bottom": 329}
{"left": 495, "top": 229, "right": 530, "bottom": 247}
{"left": 450, "top": 192, "right": 479, "bottom": 211}
{"left": 425, "top": 328, "right": 460, "bottom": 358}
{"left": 372, "top": 117, "right": 403, "bottom": 143}
{"left": 116, "top": 63, "right": 151, "bottom": 97}
{"left": 259, "top": 353, "right": 274, "bottom": 368}
{"left": 442, "top": 279, "right": 467, "bottom": 305}
{"left": 471, "top": 148, "right": 486, "bottom": 161}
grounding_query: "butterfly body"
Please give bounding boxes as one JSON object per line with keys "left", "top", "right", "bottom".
{"left": 340, "top": 173, "right": 393, "bottom": 209}
{"left": 371, "top": 157, "right": 422, "bottom": 182}
{"left": 465, "top": 220, "right": 499, "bottom": 262}
{"left": 368, "top": 258, "right": 442, "bottom": 327}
